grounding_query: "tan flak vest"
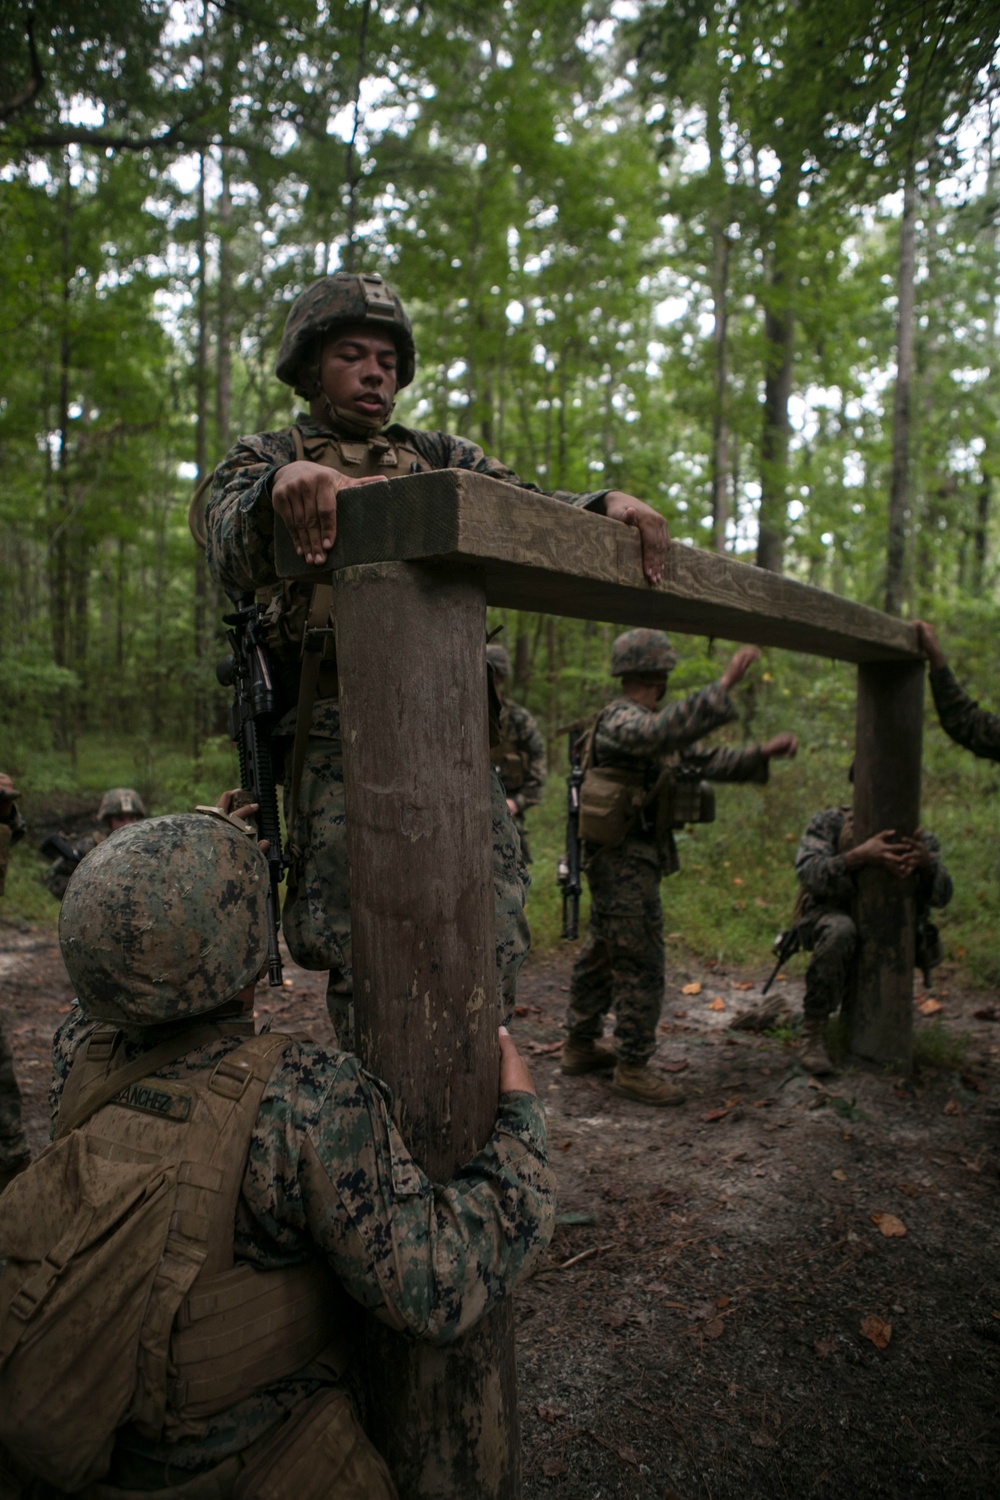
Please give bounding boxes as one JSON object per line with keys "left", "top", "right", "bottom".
{"left": 0, "top": 1024, "right": 348, "bottom": 1490}
{"left": 59, "top": 1025, "right": 346, "bottom": 1433}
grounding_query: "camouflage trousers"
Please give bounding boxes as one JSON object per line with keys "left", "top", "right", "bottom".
{"left": 798, "top": 908, "right": 857, "bottom": 1020}
{"left": 566, "top": 843, "right": 664, "bottom": 1065}
{"left": 0, "top": 1012, "right": 30, "bottom": 1177}
{"left": 280, "top": 702, "right": 530, "bottom": 1043}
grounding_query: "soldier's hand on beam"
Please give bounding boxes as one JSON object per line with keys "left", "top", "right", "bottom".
{"left": 913, "top": 620, "right": 948, "bottom": 671}
{"left": 846, "top": 829, "right": 913, "bottom": 877}
{"left": 720, "top": 645, "right": 760, "bottom": 691}
{"left": 498, "top": 1026, "right": 537, "bottom": 1097}
{"left": 271, "top": 460, "right": 388, "bottom": 567}
{"left": 899, "top": 831, "right": 934, "bottom": 872}
{"left": 760, "top": 733, "right": 798, "bottom": 760}
{"left": 601, "top": 491, "right": 669, "bottom": 586}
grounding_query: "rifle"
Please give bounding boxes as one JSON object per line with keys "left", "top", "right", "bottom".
{"left": 39, "top": 833, "right": 85, "bottom": 867}
{"left": 216, "top": 594, "right": 286, "bottom": 986}
{"left": 557, "top": 726, "right": 585, "bottom": 940}
{"left": 762, "top": 926, "right": 801, "bottom": 996}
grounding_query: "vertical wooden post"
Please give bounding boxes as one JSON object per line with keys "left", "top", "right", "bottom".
{"left": 846, "top": 660, "right": 925, "bottom": 1070}
{"left": 333, "top": 559, "right": 521, "bottom": 1500}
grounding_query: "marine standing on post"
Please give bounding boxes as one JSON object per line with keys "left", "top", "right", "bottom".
{"left": 562, "top": 631, "right": 797, "bottom": 1106}
{"left": 204, "top": 270, "right": 669, "bottom": 1038}
{"left": 486, "top": 642, "right": 547, "bottom": 865}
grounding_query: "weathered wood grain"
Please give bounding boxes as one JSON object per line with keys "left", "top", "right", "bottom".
{"left": 274, "top": 469, "right": 919, "bottom": 663}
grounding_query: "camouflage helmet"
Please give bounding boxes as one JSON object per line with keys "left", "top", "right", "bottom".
{"left": 486, "top": 643, "right": 512, "bottom": 679}
{"left": 610, "top": 629, "right": 678, "bottom": 677}
{"left": 275, "top": 271, "right": 416, "bottom": 397}
{"left": 97, "top": 787, "right": 147, "bottom": 825}
{"left": 59, "top": 813, "right": 269, "bottom": 1026}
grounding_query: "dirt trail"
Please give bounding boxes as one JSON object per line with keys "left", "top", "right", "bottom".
{"left": 2, "top": 921, "right": 997, "bottom": 1498}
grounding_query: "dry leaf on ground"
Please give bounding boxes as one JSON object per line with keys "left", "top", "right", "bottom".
{"left": 943, "top": 1099, "right": 962, "bottom": 1116}
{"left": 681, "top": 981, "right": 702, "bottom": 995}
{"left": 871, "top": 1212, "right": 907, "bottom": 1237}
{"left": 733, "top": 980, "right": 754, "bottom": 990}
{"left": 702, "top": 1108, "right": 729, "bottom": 1123}
{"left": 832, "top": 1169, "right": 847, "bottom": 1182}
{"left": 537, "top": 1405, "right": 568, "bottom": 1423}
{"left": 709, "top": 997, "right": 726, "bottom": 1011}
{"left": 918, "top": 998, "right": 942, "bottom": 1015}
{"left": 859, "top": 1315, "right": 892, "bottom": 1348}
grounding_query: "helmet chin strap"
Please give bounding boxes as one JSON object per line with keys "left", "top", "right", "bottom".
{"left": 321, "top": 393, "right": 394, "bottom": 437}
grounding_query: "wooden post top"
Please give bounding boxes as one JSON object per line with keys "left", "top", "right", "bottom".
{"left": 274, "top": 470, "right": 919, "bottom": 665}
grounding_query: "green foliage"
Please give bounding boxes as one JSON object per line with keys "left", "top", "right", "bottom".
{"left": 912, "top": 1020, "right": 969, "bottom": 1075}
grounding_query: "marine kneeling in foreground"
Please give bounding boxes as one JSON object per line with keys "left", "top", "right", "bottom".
{"left": 0, "top": 813, "right": 554, "bottom": 1499}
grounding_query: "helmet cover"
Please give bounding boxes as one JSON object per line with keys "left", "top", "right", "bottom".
{"left": 97, "top": 787, "right": 147, "bottom": 825}
{"left": 486, "top": 643, "right": 512, "bottom": 678}
{"left": 610, "top": 629, "right": 678, "bottom": 677}
{"left": 59, "top": 814, "right": 269, "bottom": 1025}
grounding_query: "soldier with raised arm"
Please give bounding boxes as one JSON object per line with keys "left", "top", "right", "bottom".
{"left": 914, "top": 620, "right": 1000, "bottom": 762}
{"left": 562, "top": 631, "right": 797, "bottom": 1106}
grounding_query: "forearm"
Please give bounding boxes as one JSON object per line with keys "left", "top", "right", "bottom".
{"left": 929, "top": 665, "right": 1000, "bottom": 762}
{"left": 206, "top": 440, "right": 293, "bottom": 594}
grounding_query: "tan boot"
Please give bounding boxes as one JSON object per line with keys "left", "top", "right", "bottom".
{"left": 609, "top": 1061, "right": 686, "bottom": 1107}
{"left": 801, "top": 1018, "right": 834, "bottom": 1076}
{"left": 560, "top": 1037, "right": 616, "bottom": 1075}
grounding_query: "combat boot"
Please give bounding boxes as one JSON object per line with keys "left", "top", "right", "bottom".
{"left": 610, "top": 1061, "right": 686, "bottom": 1107}
{"left": 560, "top": 1037, "right": 616, "bottom": 1075}
{"left": 800, "top": 1018, "right": 834, "bottom": 1075}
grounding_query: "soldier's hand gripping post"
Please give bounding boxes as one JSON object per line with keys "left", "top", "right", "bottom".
{"left": 217, "top": 593, "right": 286, "bottom": 985}
{"left": 557, "top": 726, "right": 584, "bottom": 940}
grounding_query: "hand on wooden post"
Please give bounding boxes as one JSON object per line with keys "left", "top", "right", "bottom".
{"left": 271, "top": 460, "right": 388, "bottom": 566}
{"left": 601, "top": 491, "right": 669, "bottom": 586}
{"left": 912, "top": 620, "right": 948, "bottom": 672}
{"left": 846, "top": 829, "right": 916, "bottom": 878}
{"left": 499, "top": 1026, "right": 537, "bottom": 1096}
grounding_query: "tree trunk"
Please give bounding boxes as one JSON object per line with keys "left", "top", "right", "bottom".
{"left": 192, "top": 148, "right": 211, "bottom": 756}
{"left": 706, "top": 89, "right": 730, "bottom": 554}
{"left": 885, "top": 156, "right": 918, "bottom": 616}
{"left": 755, "top": 164, "right": 800, "bottom": 575}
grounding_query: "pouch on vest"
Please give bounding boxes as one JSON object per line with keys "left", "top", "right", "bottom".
{"left": 494, "top": 746, "right": 527, "bottom": 794}
{"left": 654, "top": 777, "right": 716, "bottom": 835}
{"left": 578, "top": 766, "right": 645, "bottom": 847}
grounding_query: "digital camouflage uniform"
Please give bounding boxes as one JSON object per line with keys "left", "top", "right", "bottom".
{"left": 48, "top": 1007, "right": 555, "bottom": 1486}
{"left": 207, "top": 414, "right": 608, "bottom": 1039}
{"left": 43, "top": 829, "right": 103, "bottom": 901}
{"left": 567, "top": 680, "right": 769, "bottom": 1064}
{"left": 493, "top": 699, "right": 547, "bottom": 864}
{"left": 794, "top": 808, "right": 953, "bottom": 1020}
{"left": 929, "top": 665, "right": 1000, "bottom": 762}
{"left": 0, "top": 795, "right": 30, "bottom": 1186}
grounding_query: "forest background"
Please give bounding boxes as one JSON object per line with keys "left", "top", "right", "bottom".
{"left": 1, "top": 0, "right": 999, "bottom": 991}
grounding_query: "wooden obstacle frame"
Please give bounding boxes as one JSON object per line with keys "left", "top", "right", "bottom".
{"left": 277, "top": 470, "right": 924, "bottom": 1498}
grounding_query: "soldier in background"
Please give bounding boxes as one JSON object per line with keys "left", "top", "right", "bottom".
{"left": 204, "top": 270, "right": 668, "bottom": 1038}
{"left": 793, "top": 798, "right": 952, "bottom": 1074}
{"left": 563, "top": 631, "right": 797, "bottom": 1106}
{"left": 914, "top": 620, "right": 1000, "bottom": 762}
{"left": 0, "top": 771, "right": 30, "bottom": 1191}
{"left": 486, "top": 642, "right": 547, "bottom": 865}
{"left": 42, "top": 786, "right": 147, "bottom": 900}
{"left": 0, "top": 812, "right": 554, "bottom": 1495}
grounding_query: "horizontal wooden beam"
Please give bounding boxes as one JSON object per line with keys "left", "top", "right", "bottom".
{"left": 274, "top": 470, "right": 918, "bottom": 664}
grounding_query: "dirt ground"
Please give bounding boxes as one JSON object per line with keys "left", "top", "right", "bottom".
{"left": 2, "top": 920, "right": 998, "bottom": 1499}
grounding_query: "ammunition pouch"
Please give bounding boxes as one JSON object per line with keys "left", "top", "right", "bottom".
{"left": 915, "top": 917, "right": 943, "bottom": 976}
{"left": 578, "top": 768, "right": 645, "bottom": 847}
{"left": 655, "top": 778, "right": 715, "bottom": 836}
{"left": 494, "top": 747, "right": 527, "bottom": 794}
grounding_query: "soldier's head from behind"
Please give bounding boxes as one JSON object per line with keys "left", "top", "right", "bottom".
{"left": 486, "top": 642, "right": 512, "bottom": 699}
{"left": 611, "top": 628, "right": 677, "bottom": 704}
{"left": 59, "top": 813, "right": 268, "bottom": 1028}
{"left": 275, "top": 271, "right": 416, "bottom": 434}
{"left": 97, "top": 787, "right": 147, "bottom": 832}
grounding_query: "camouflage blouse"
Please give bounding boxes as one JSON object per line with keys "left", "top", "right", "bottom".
{"left": 496, "top": 700, "right": 547, "bottom": 814}
{"left": 50, "top": 1007, "right": 555, "bottom": 1476}
{"left": 206, "top": 412, "right": 609, "bottom": 597}
{"left": 795, "top": 807, "right": 953, "bottom": 913}
{"left": 929, "top": 665, "right": 1000, "bottom": 763}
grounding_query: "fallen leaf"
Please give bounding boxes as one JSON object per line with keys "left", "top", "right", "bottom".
{"left": 898, "top": 1181, "right": 922, "bottom": 1198}
{"left": 702, "top": 1108, "right": 729, "bottom": 1123}
{"left": 537, "top": 1405, "right": 568, "bottom": 1423}
{"left": 674, "top": 1009, "right": 688, "bottom": 1018}
{"left": 282, "top": 978, "right": 294, "bottom": 987}
{"left": 525, "top": 1040, "right": 563, "bottom": 1056}
{"left": 542, "top": 1458, "right": 567, "bottom": 1477}
{"left": 709, "top": 997, "right": 726, "bottom": 1011}
{"left": 707, "top": 1244, "right": 724, "bottom": 1259}
{"left": 960, "top": 1072, "right": 989, "bottom": 1094}
{"left": 943, "top": 1099, "right": 962, "bottom": 1116}
{"left": 859, "top": 1315, "right": 892, "bottom": 1349}
{"left": 871, "top": 1212, "right": 907, "bottom": 1238}
{"left": 751, "top": 1432, "right": 777, "bottom": 1449}
{"left": 703, "top": 1317, "right": 726, "bottom": 1338}
{"left": 732, "top": 877, "right": 744, "bottom": 886}
{"left": 724, "top": 1096, "right": 741, "bottom": 1107}
{"left": 559, "top": 1140, "right": 572, "bottom": 1151}
{"left": 715, "top": 1295, "right": 730, "bottom": 1308}
{"left": 918, "top": 998, "right": 942, "bottom": 1015}
{"left": 832, "top": 1169, "right": 847, "bottom": 1182}
{"left": 682, "top": 981, "right": 702, "bottom": 996}
{"left": 734, "top": 980, "right": 754, "bottom": 990}
{"left": 663, "top": 1058, "right": 689, "bottom": 1073}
